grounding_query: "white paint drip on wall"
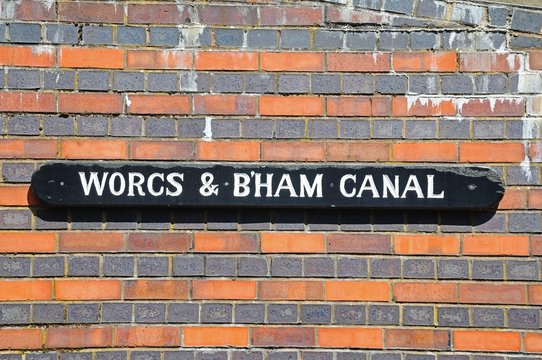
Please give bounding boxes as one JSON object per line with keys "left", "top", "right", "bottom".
{"left": 124, "top": 94, "right": 131, "bottom": 109}
{"left": 183, "top": 72, "right": 198, "bottom": 92}
{"left": 32, "top": 46, "right": 54, "bottom": 55}
{"left": 39, "top": 0, "right": 54, "bottom": 11}
{"left": 181, "top": 26, "right": 205, "bottom": 48}
{"left": 0, "top": 0, "right": 21, "bottom": 20}
{"left": 203, "top": 117, "right": 212, "bottom": 141}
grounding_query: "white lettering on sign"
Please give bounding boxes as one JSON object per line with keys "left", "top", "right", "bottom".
{"left": 339, "top": 174, "right": 444, "bottom": 199}
{"left": 233, "top": 172, "right": 323, "bottom": 198}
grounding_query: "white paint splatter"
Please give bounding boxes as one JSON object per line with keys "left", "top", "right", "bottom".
{"left": 0, "top": 0, "right": 21, "bottom": 20}
{"left": 124, "top": 94, "right": 131, "bottom": 107}
{"left": 32, "top": 46, "right": 54, "bottom": 56}
{"left": 181, "top": 26, "right": 205, "bottom": 48}
{"left": 488, "top": 98, "right": 497, "bottom": 112}
{"left": 447, "top": 32, "right": 457, "bottom": 48}
{"left": 39, "top": 0, "right": 54, "bottom": 11}
{"left": 527, "top": 95, "right": 542, "bottom": 116}
{"left": 516, "top": 73, "right": 542, "bottom": 94}
{"left": 203, "top": 117, "right": 212, "bottom": 141}
{"left": 182, "top": 72, "right": 198, "bottom": 92}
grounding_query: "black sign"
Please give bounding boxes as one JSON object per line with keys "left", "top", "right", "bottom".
{"left": 31, "top": 162, "right": 504, "bottom": 209}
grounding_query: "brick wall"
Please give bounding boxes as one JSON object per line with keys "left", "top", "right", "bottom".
{"left": 0, "top": 0, "right": 541, "bottom": 358}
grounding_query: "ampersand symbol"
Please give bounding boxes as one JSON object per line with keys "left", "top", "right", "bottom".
{"left": 199, "top": 172, "right": 219, "bottom": 196}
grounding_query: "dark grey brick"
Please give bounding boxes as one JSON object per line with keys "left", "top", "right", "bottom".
{"left": 78, "top": 116, "right": 108, "bottom": 136}
{"left": 215, "top": 29, "right": 243, "bottom": 47}
{"left": 346, "top": 32, "right": 376, "bottom": 50}
{"left": 281, "top": 29, "right": 310, "bottom": 49}
{"left": 138, "top": 256, "right": 169, "bottom": 277}
{"left": 148, "top": 73, "right": 178, "bottom": 92}
{"left": 7, "top": 69, "right": 40, "bottom": 89}
{"left": 96, "top": 352, "right": 126, "bottom": 360}
{"left": 511, "top": 10, "right": 542, "bottom": 34}
{"left": 198, "top": 352, "right": 227, "bottom": 360}
{"left": 149, "top": 27, "right": 179, "bottom": 46}
{"left": 47, "top": 24, "right": 78, "bottom": 44}
{"left": 43, "top": 116, "right": 75, "bottom": 136}
{"left": 268, "top": 304, "right": 297, "bottom": 323}
{"left": 0, "top": 355, "right": 22, "bottom": 360}
{"left": 168, "top": 303, "right": 199, "bottom": 323}
{"left": 67, "top": 303, "right": 99, "bottom": 323}
{"left": 301, "top": 352, "right": 332, "bottom": 360}
{"left": 489, "top": 7, "right": 509, "bottom": 27}
{"left": 380, "top": 32, "right": 408, "bottom": 50}
{"left": 247, "top": 29, "right": 276, "bottom": 49}
{"left": 314, "top": 30, "right": 343, "bottom": 49}
{"left": 404, "top": 355, "right": 434, "bottom": 360}
{"left": 68, "top": 256, "right": 100, "bottom": 276}
{"left": 214, "top": 73, "right": 243, "bottom": 93}
{"left": 181, "top": 27, "right": 211, "bottom": 47}
{"left": 406, "top": 120, "right": 436, "bottom": 139}
{"left": 507, "top": 166, "right": 539, "bottom": 186}
{"left": 338, "top": 353, "right": 368, "bottom": 360}
{"left": 242, "top": 120, "right": 273, "bottom": 139}
{"left": 375, "top": 75, "right": 407, "bottom": 94}
{"left": 383, "top": 0, "right": 414, "bottom": 14}
{"left": 34, "top": 256, "right": 65, "bottom": 277}
{"left": 202, "top": 303, "right": 232, "bottom": 323}
{"left": 206, "top": 256, "right": 237, "bottom": 276}
{"left": 235, "top": 304, "right": 265, "bottom": 324}
{"left": 102, "top": 303, "right": 132, "bottom": 323}
{"left": 83, "top": 25, "right": 113, "bottom": 45}
{"left": 78, "top": 71, "right": 110, "bottom": 91}
{"left": 114, "top": 72, "right": 144, "bottom": 91}
{"left": 0, "top": 210, "right": 32, "bottom": 229}
{"left": 275, "top": 120, "right": 305, "bottom": 139}
{"left": 246, "top": 74, "right": 274, "bottom": 93}
{"left": 473, "top": 212, "right": 506, "bottom": 233}
{"left": 33, "top": 303, "right": 65, "bottom": 324}
{"left": 145, "top": 117, "right": 176, "bottom": 137}
{"left": 334, "top": 305, "right": 365, "bottom": 325}
{"left": 103, "top": 256, "right": 134, "bottom": 277}
{"left": 305, "top": 257, "right": 334, "bottom": 277}
{"left": 308, "top": 120, "right": 337, "bottom": 139}
{"left": 508, "top": 308, "right": 540, "bottom": 329}
{"left": 438, "top": 307, "right": 469, "bottom": 327}
{"left": 373, "top": 120, "right": 402, "bottom": 139}
{"left": 0, "top": 257, "right": 30, "bottom": 277}
{"left": 272, "top": 257, "right": 302, "bottom": 277}
{"left": 373, "top": 211, "right": 403, "bottom": 232}
{"left": 473, "top": 120, "right": 505, "bottom": 139}
{"left": 442, "top": 32, "right": 474, "bottom": 50}
{"left": 368, "top": 305, "right": 399, "bottom": 325}
{"left": 441, "top": 75, "right": 473, "bottom": 95}
{"left": 181, "top": 72, "right": 210, "bottom": 92}
{"left": 343, "top": 74, "right": 373, "bottom": 94}
{"left": 8, "top": 115, "right": 40, "bottom": 135}
{"left": 476, "top": 32, "right": 506, "bottom": 50}
{"left": 337, "top": 257, "right": 368, "bottom": 278}
{"left": 111, "top": 116, "right": 142, "bottom": 137}
{"left": 406, "top": 211, "right": 438, "bottom": 232}
{"left": 411, "top": 31, "right": 440, "bottom": 50}
{"left": 353, "top": 0, "right": 381, "bottom": 10}
{"left": 451, "top": 3, "right": 484, "bottom": 26}
{"left": 239, "top": 256, "right": 268, "bottom": 277}
{"left": 117, "top": 26, "right": 146, "bottom": 45}
{"left": 105, "top": 208, "right": 138, "bottom": 230}
{"left": 439, "top": 118, "right": 470, "bottom": 139}
{"left": 164, "top": 351, "right": 194, "bottom": 360}
{"left": 416, "top": 0, "right": 446, "bottom": 19}
{"left": 475, "top": 74, "right": 507, "bottom": 94}
{"left": 437, "top": 356, "right": 468, "bottom": 360}
{"left": 403, "top": 306, "right": 434, "bottom": 326}
{"left": 340, "top": 120, "right": 370, "bottom": 139}
{"left": 312, "top": 74, "right": 340, "bottom": 94}
{"left": 177, "top": 118, "right": 204, "bottom": 138}
{"left": 0, "top": 304, "right": 30, "bottom": 324}
{"left": 3, "top": 163, "right": 34, "bottom": 183}
{"left": 173, "top": 256, "right": 204, "bottom": 276}
{"left": 0, "top": 24, "right": 5, "bottom": 42}
{"left": 10, "top": 23, "right": 41, "bottom": 43}
{"left": 507, "top": 260, "right": 539, "bottom": 281}
{"left": 403, "top": 258, "right": 435, "bottom": 279}
{"left": 467, "top": 306, "right": 504, "bottom": 328}
{"left": 409, "top": 75, "right": 438, "bottom": 95}
{"left": 61, "top": 353, "right": 92, "bottom": 360}
{"left": 131, "top": 352, "right": 160, "bottom": 360}
{"left": 135, "top": 303, "right": 166, "bottom": 323}
{"left": 279, "top": 74, "right": 309, "bottom": 94}
{"left": 509, "top": 212, "right": 542, "bottom": 233}
{"left": 232, "top": 352, "right": 263, "bottom": 360}
{"left": 438, "top": 259, "right": 468, "bottom": 279}
{"left": 301, "top": 305, "right": 331, "bottom": 324}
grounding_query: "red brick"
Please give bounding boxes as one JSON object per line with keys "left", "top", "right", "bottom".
{"left": 252, "top": 327, "right": 315, "bottom": 347}
{"left": 0, "top": 232, "right": 56, "bottom": 253}
{"left": 326, "top": 143, "right": 390, "bottom": 162}
{"left": 530, "top": 142, "right": 542, "bottom": 161}
{"left": 392, "top": 143, "right": 457, "bottom": 162}
{"left": 127, "top": 94, "right": 190, "bottom": 115}
{"left": 460, "top": 143, "right": 525, "bottom": 163}
{"left": 387, "top": 329, "right": 449, "bottom": 350}
{"left": 327, "top": 53, "right": 390, "bottom": 72}
{"left": 459, "top": 98, "right": 525, "bottom": 117}
{"left": 394, "top": 282, "right": 457, "bottom": 303}
{"left": 124, "top": 280, "right": 189, "bottom": 300}
{"left": 393, "top": 51, "right": 457, "bottom": 72}
{"left": 0, "top": 185, "right": 41, "bottom": 206}
{"left": 59, "top": 48, "right": 124, "bottom": 69}
{"left": 127, "top": 233, "right": 191, "bottom": 252}
{"left": 318, "top": 328, "right": 383, "bottom": 349}
{"left": 533, "top": 236, "right": 542, "bottom": 255}
{"left": 327, "top": 97, "right": 371, "bottom": 117}
{"left": 61, "top": 139, "right": 127, "bottom": 160}
{"left": 59, "top": 2, "right": 124, "bottom": 23}
{"left": 326, "top": 7, "right": 388, "bottom": 24}
{"left": 529, "top": 51, "right": 542, "bottom": 70}
{"left": 499, "top": 188, "right": 528, "bottom": 210}
{"left": 0, "top": 45, "right": 55, "bottom": 67}
{"left": 261, "top": 232, "right": 325, "bottom": 253}
{"left": 0, "top": 91, "right": 55, "bottom": 113}
{"left": 197, "top": 141, "right": 260, "bottom": 161}
{"left": 184, "top": 327, "right": 248, "bottom": 347}
{"left": 459, "top": 283, "right": 527, "bottom": 305}
{"left": 130, "top": 141, "right": 195, "bottom": 160}
{"left": 128, "top": 3, "right": 191, "bottom": 24}
{"left": 261, "top": 52, "right": 324, "bottom": 72}
{"left": 260, "top": 96, "right": 323, "bottom": 116}
{"left": 194, "top": 95, "right": 257, "bottom": 115}
{"left": 0, "top": 280, "right": 52, "bottom": 301}
{"left": 194, "top": 232, "right": 258, "bottom": 253}
{"left": 454, "top": 330, "right": 521, "bottom": 352}
{"left": 46, "top": 327, "right": 113, "bottom": 349}
{"left": 325, "top": 281, "right": 389, "bottom": 301}
{"left": 525, "top": 332, "right": 542, "bottom": 353}
{"left": 327, "top": 233, "right": 391, "bottom": 254}
{"left": 10, "top": 0, "right": 55, "bottom": 21}
{"left": 115, "top": 326, "right": 181, "bottom": 347}
{"left": 260, "top": 7, "right": 323, "bottom": 25}
{"left": 528, "top": 285, "right": 542, "bottom": 304}
{"left": 463, "top": 235, "right": 530, "bottom": 256}
{"left": 193, "top": 280, "right": 257, "bottom": 300}
{"left": 59, "top": 93, "right": 123, "bottom": 114}
{"left": 127, "top": 50, "right": 192, "bottom": 70}
{"left": 0, "top": 328, "right": 42, "bottom": 350}
{"left": 460, "top": 52, "right": 522, "bottom": 72}
{"left": 195, "top": 51, "right": 258, "bottom": 70}
{"left": 259, "top": 281, "right": 324, "bottom": 300}
{"left": 371, "top": 96, "right": 393, "bottom": 116}
{"left": 56, "top": 280, "right": 121, "bottom": 300}
{"left": 261, "top": 142, "right": 325, "bottom": 162}
{"left": 197, "top": 5, "right": 258, "bottom": 26}
{"left": 392, "top": 97, "right": 456, "bottom": 116}
{"left": 60, "top": 232, "right": 124, "bottom": 252}
{"left": 394, "top": 235, "right": 459, "bottom": 255}
{"left": 0, "top": 139, "right": 57, "bottom": 159}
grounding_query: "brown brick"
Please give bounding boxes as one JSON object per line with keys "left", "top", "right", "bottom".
{"left": 127, "top": 233, "right": 191, "bottom": 252}
{"left": 327, "top": 53, "right": 390, "bottom": 72}
{"left": 386, "top": 329, "right": 449, "bottom": 350}
{"left": 197, "top": 5, "right": 258, "bottom": 25}
{"left": 251, "top": 327, "right": 315, "bottom": 347}
{"left": 130, "top": 141, "right": 195, "bottom": 161}
{"left": 59, "top": 93, "right": 123, "bottom": 114}
{"left": 46, "top": 327, "right": 113, "bottom": 349}
{"left": 60, "top": 232, "right": 125, "bottom": 252}
{"left": 394, "top": 282, "right": 457, "bottom": 303}
{"left": 59, "top": 2, "right": 124, "bottom": 23}
{"left": 128, "top": 3, "right": 191, "bottom": 24}
{"left": 127, "top": 95, "right": 190, "bottom": 115}
{"left": 261, "top": 142, "right": 325, "bottom": 162}
{"left": 115, "top": 326, "right": 181, "bottom": 347}
{"left": 459, "top": 283, "right": 527, "bottom": 305}
{"left": 260, "top": 7, "right": 323, "bottom": 25}
{"left": 259, "top": 281, "right": 324, "bottom": 300}
{"left": 194, "top": 95, "right": 257, "bottom": 115}
{"left": 184, "top": 327, "right": 248, "bottom": 347}
{"left": 327, "top": 233, "right": 391, "bottom": 254}
{"left": 326, "top": 143, "right": 390, "bottom": 162}
{"left": 124, "top": 280, "right": 189, "bottom": 300}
